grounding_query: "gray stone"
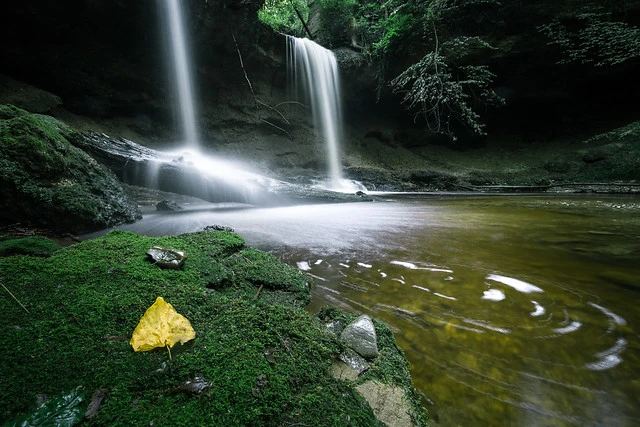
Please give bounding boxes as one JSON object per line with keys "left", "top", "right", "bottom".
{"left": 325, "top": 320, "right": 344, "bottom": 336}
{"left": 340, "top": 314, "right": 378, "bottom": 359}
{"left": 146, "top": 246, "right": 187, "bottom": 269}
{"left": 339, "top": 348, "right": 370, "bottom": 375}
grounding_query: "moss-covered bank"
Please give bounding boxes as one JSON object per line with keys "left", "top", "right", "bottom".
{"left": 0, "top": 230, "right": 427, "bottom": 426}
{"left": 0, "top": 104, "right": 141, "bottom": 233}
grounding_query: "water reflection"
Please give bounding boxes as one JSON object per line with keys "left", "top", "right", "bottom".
{"left": 86, "top": 195, "right": 640, "bottom": 426}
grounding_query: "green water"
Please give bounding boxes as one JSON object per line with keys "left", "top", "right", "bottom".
{"left": 281, "top": 195, "right": 640, "bottom": 426}
{"left": 102, "top": 194, "right": 640, "bottom": 425}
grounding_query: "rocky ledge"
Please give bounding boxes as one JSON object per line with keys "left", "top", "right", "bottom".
{"left": 0, "top": 104, "right": 141, "bottom": 233}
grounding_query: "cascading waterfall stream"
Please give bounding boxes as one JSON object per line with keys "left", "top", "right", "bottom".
{"left": 147, "top": 7, "right": 364, "bottom": 205}
{"left": 287, "top": 36, "right": 350, "bottom": 191}
{"left": 165, "top": 0, "right": 199, "bottom": 148}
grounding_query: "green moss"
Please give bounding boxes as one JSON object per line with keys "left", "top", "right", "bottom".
{"left": 0, "top": 236, "right": 62, "bottom": 257}
{"left": 585, "top": 121, "right": 640, "bottom": 144}
{"left": 0, "top": 104, "right": 141, "bottom": 232}
{"left": 221, "top": 248, "right": 312, "bottom": 306}
{"left": 0, "top": 230, "right": 390, "bottom": 426}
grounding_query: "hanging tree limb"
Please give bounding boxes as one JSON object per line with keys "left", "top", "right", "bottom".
{"left": 230, "top": 27, "right": 296, "bottom": 140}
{"left": 261, "top": 119, "right": 293, "bottom": 140}
{"left": 257, "top": 100, "right": 290, "bottom": 124}
{"left": 293, "top": 7, "right": 313, "bottom": 39}
{"left": 231, "top": 28, "right": 258, "bottom": 112}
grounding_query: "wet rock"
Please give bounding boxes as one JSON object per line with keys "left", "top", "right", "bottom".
{"left": 177, "top": 377, "right": 212, "bottom": 395}
{"left": 203, "top": 224, "right": 234, "bottom": 232}
{"left": 331, "top": 360, "right": 359, "bottom": 381}
{"left": 325, "top": 320, "right": 344, "bottom": 336}
{"left": 155, "top": 200, "right": 183, "bottom": 211}
{"left": 340, "top": 314, "right": 378, "bottom": 359}
{"left": 330, "top": 348, "right": 370, "bottom": 381}
{"left": 146, "top": 246, "right": 187, "bottom": 269}
{"left": 339, "top": 348, "right": 370, "bottom": 375}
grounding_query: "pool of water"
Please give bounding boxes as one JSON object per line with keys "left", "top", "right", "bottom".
{"left": 88, "top": 194, "right": 640, "bottom": 425}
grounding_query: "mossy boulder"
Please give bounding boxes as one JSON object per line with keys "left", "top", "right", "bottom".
{"left": 0, "top": 230, "right": 426, "bottom": 425}
{"left": 0, "top": 235, "right": 62, "bottom": 257}
{"left": 0, "top": 104, "right": 141, "bottom": 233}
{"left": 575, "top": 121, "right": 640, "bottom": 182}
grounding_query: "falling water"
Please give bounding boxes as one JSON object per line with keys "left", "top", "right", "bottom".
{"left": 164, "top": 0, "right": 199, "bottom": 147}
{"left": 287, "top": 37, "right": 344, "bottom": 190}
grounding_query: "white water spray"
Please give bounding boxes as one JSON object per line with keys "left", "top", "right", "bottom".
{"left": 287, "top": 37, "right": 348, "bottom": 191}
{"left": 165, "top": 0, "right": 199, "bottom": 147}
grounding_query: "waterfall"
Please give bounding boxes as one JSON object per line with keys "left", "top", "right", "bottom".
{"left": 287, "top": 37, "right": 345, "bottom": 190}
{"left": 164, "top": 0, "right": 199, "bottom": 148}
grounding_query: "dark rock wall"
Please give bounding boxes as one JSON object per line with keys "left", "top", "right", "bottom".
{"left": 0, "top": 0, "right": 287, "bottom": 143}
{"left": 0, "top": 1, "right": 165, "bottom": 119}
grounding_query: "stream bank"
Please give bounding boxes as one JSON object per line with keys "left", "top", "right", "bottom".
{"left": 0, "top": 229, "right": 427, "bottom": 426}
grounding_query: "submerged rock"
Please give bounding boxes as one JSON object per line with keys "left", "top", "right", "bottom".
{"left": 146, "top": 246, "right": 187, "bottom": 269}
{"left": 340, "top": 314, "right": 379, "bottom": 359}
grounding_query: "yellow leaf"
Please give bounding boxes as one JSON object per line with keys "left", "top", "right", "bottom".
{"left": 130, "top": 297, "right": 195, "bottom": 354}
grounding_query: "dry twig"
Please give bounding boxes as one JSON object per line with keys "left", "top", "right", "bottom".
{"left": 1, "top": 282, "right": 30, "bottom": 314}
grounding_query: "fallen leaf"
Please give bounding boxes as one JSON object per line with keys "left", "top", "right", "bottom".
{"left": 4, "top": 387, "right": 85, "bottom": 427}
{"left": 130, "top": 297, "right": 195, "bottom": 357}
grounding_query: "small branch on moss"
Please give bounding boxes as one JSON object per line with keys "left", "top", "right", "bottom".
{"left": 1, "top": 282, "right": 30, "bottom": 314}
{"left": 254, "top": 283, "right": 264, "bottom": 300}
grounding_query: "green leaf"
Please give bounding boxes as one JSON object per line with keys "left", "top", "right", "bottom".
{"left": 3, "top": 388, "right": 86, "bottom": 427}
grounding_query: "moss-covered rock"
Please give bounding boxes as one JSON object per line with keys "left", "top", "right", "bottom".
{"left": 0, "top": 104, "right": 142, "bottom": 233}
{"left": 0, "top": 230, "right": 426, "bottom": 425}
{"left": 0, "top": 235, "right": 62, "bottom": 257}
{"left": 575, "top": 121, "right": 640, "bottom": 182}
